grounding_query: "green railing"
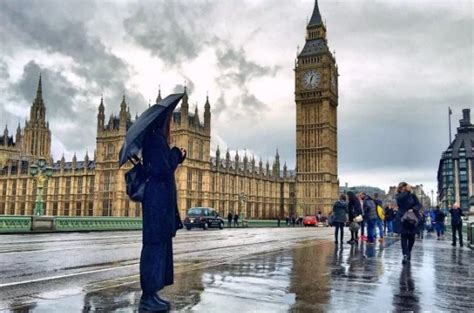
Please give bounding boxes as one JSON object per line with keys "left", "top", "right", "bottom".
{"left": 55, "top": 217, "right": 142, "bottom": 232}
{"left": 0, "top": 216, "right": 32, "bottom": 233}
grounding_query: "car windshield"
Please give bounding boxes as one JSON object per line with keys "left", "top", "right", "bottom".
{"left": 187, "top": 208, "right": 203, "bottom": 216}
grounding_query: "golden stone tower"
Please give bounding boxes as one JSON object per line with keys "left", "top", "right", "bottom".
{"left": 295, "top": 0, "right": 339, "bottom": 214}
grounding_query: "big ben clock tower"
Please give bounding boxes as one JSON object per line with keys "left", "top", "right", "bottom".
{"left": 295, "top": 0, "right": 339, "bottom": 215}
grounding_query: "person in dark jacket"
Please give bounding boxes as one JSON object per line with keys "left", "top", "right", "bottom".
{"left": 449, "top": 202, "right": 465, "bottom": 247}
{"left": 360, "top": 192, "right": 377, "bottom": 244}
{"left": 347, "top": 191, "right": 362, "bottom": 244}
{"left": 234, "top": 213, "right": 239, "bottom": 227}
{"left": 140, "top": 114, "right": 186, "bottom": 311}
{"left": 384, "top": 205, "right": 395, "bottom": 236}
{"left": 331, "top": 194, "right": 348, "bottom": 245}
{"left": 227, "top": 212, "right": 233, "bottom": 228}
{"left": 395, "top": 182, "right": 422, "bottom": 264}
{"left": 373, "top": 193, "right": 385, "bottom": 242}
{"left": 434, "top": 206, "right": 445, "bottom": 240}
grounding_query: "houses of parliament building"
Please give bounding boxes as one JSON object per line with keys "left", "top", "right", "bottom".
{"left": 0, "top": 0, "right": 338, "bottom": 219}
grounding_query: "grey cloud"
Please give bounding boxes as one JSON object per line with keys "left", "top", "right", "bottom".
{"left": 123, "top": 1, "right": 213, "bottom": 66}
{"left": 172, "top": 77, "right": 195, "bottom": 95}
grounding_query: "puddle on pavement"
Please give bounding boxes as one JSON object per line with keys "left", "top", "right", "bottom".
{"left": 6, "top": 237, "right": 474, "bottom": 312}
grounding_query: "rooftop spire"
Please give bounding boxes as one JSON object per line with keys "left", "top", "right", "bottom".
{"left": 308, "top": 0, "right": 322, "bottom": 27}
{"left": 156, "top": 85, "right": 162, "bottom": 103}
{"left": 36, "top": 73, "right": 43, "bottom": 100}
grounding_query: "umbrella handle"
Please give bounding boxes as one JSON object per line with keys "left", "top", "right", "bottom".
{"left": 128, "top": 155, "right": 141, "bottom": 166}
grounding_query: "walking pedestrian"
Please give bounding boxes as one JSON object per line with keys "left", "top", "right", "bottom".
{"left": 385, "top": 205, "right": 395, "bottom": 237}
{"left": 449, "top": 202, "right": 465, "bottom": 247}
{"left": 277, "top": 216, "right": 281, "bottom": 227}
{"left": 360, "top": 192, "right": 377, "bottom": 244}
{"left": 347, "top": 191, "right": 362, "bottom": 244}
{"left": 139, "top": 112, "right": 187, "bottom": 311}
{"left": 357, "top": 193, "right": 367, "bottom": 241}
{"left": 417, "top": 209, "right": 426, "bottom": 239}
{"left": 227, "top": 212, "right": 233, "bottom": 228}
{"left": 434, "top": 206, "right": 445, "bottom": 240}
{"left": 234, "top": 213, "right": 239, "bottom": 227}
{"left": 395, "top": 182, "right": 422, "bottom": 265}
{"left": 373, "top": 193, "right": 385, "bottom": 242}
{"left": 331, "top": 194, "right": 348, "bottom": 246}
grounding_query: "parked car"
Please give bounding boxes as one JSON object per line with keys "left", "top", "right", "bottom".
{"left": 303, "top": 215, "right": 317, "bottom": 227}
{"left": 184, "top": 207, "right": 225, "bottom": 230}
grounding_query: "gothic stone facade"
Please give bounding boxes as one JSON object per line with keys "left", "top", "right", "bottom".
{"left": 0, "top": 0, "right": 337, "bottom": 218}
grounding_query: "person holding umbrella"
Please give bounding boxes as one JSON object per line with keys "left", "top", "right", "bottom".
{"left": 119, "top": 93, "right": 186, "bottom": 312}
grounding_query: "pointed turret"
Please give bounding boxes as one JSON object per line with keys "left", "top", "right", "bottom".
{"left": 204, "top": 93, "right": 211, "bottom": 135}
{"left": 259, "top": 158, "right": 263, "bottom": 174}
{"left": 251, "top": 156, "right": 256, "bottom": 173}
{"left": 180, "top": 86, "right": 189, "bottom": 127}
{"left": 35, "top": 74, "right": 43, "bottom": 101}
{"left": 308, "top": 0, "right": 322, "bottom": 27}
{"left": 84, "top": 151, "right": 89, "bottom": 166}
{"left": 216, "top": 145, "right": 221, "bottom": 166}
{"left": 266, "top": 160, "right": 270, "bottom": 176}
{"left": 194, "top": 105, "right": 200, "bottom": 126}
{"left": 16, "top": 122, "right": 22, "bottom": 143}
{"left": 156, "top": 86, "right": 162, "bottom": 103}
{"left": 97, "top": 95, "right": 105, "bottom": 132}
{"left": 119, "top": 95, "right": 128, "bottom": 130}
{"left": 226, "top": 148, "right": 231, "bottom": 168}
{"left": 243, "top": 151, "right": 248, "bottom": 171}
{"left": 273, "top": 149, "right": 281, "bottom": 176}
{"left": 283, "top": 162, "right": 288, "bottom": 178}
{"left": 2, "top": 125, "right": 8, "bottom": 147}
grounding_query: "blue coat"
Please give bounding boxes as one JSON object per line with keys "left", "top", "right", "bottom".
{"left": 332, "top": 200, "right": 348, "bottom": 223}
{"left": 363, "top": 196, "right": 377, "bottom": 221}
{"left": 449, "top": 208, "right": 464, "bottom": 226}
{"left": 142, "top": 129, "right": 185, "bottom": 243}
{"left": 395, "top": 191, "right": 421, "bottom": 234}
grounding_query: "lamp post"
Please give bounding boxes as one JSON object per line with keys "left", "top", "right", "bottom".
{"left": 238, "top": 192, "right": 248, "bottom": 219}
{"left": 30, "top": 158, "right": 53, "bottom": 216}
{"left": 431, "top": 190, "right": 434, "bottom": 208}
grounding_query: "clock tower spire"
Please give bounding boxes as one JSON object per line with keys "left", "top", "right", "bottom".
{"left": 294, "top": 0, "right": 339, "bottom": 215}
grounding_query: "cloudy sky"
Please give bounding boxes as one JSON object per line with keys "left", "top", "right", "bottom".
{"left": 0, "top": 0, "right": 472, "bottom": 194}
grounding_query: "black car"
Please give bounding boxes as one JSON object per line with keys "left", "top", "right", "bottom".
{"left": 184, "top": 207, "right": 225, "bottom": 230}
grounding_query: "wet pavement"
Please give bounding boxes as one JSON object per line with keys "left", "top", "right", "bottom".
{"left": 1, "top": 228, "right": 473, "bottom": 312}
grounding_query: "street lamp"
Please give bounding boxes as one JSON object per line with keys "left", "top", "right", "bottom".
{"left": 238, "top": 192, "right": 248, "bottom": 219}
{"left": 30, "top": 158, "right": 53, "bottom": 216}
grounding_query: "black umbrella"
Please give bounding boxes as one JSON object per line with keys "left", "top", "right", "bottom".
{"left": 119, "top": 93, "right": 184, "bottom": 167}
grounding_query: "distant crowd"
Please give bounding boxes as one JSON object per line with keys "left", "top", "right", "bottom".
{"left": 329, "top": 182, "right": 466, "bottom": 264}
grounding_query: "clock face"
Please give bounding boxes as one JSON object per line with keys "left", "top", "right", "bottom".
{"left": 331, "top": 71, "right": 337, "bottom": 90}
{"left": 302, "top": 70, "right": 320, "bottom": 89}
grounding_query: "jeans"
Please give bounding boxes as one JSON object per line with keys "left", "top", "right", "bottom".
{"left": 367, "top": 219, "right": 377, "bottom": 243}
{"left": 376, "top": 219, "right": 384, "bottom": 238}
{"left": 334, "top": 222, "right": 344, "bottom": 243}
{"left": 360, "top": 220, "right": 365, "bottom": 236}
{"left": 452, "top": 223, "right": 463, "bottom": 246}
{"left": 435, "top": 222, "right": 445, "bottom": 237}
{"left": 386, "top": 220, "right": 394, "bottom": 234}
{"left": 401, "top": 233, "right": 415, "bottom": 256}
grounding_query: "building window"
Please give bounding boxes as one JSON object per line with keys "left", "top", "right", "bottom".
{"left": 20, "top": 203, "right": 25, "bottom": 215}
{"left": 187, "top": 170, "right": 193, "bottom": 190}
{"left": 9, "top": 203, "right": 15, "bottom": 215}
{"left": 53, "top": 202, "right": 58, "bottom": 216}
{"left": 64, "top": 202, "right": 70, "bottom": 216}
{"left": 199, "top": 142, "right": 204, "bottom": 160}
{"left": 88, "top": 202, "right": 94, "bottom": 216}
{"left": 198, "top": 172, "right": 203, "bottom": 192}
{"left": 188, "top": 139, "right": 193, "bottom": 158}
{"left": 102, "top": 200, "right": 111, "bottom": 216}
{"left": 106, "top": 143, "right": 115, "bottom": 160}
{"left": 88, "top": 177, "right": 95, "bottom": 194}
{"left": 76, "top": 202, "right": 82, "bottom": 216}
{"left": 12, "top": 181, "right": 17, "bottom": 196}
{"left": 77, "top": 177, "right": 83, "bottom": 194}
{"left": 0, "top": 202, "right": 5, "bottom": 215}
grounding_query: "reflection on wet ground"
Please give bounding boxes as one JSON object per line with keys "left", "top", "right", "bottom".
{"left": 6, "top": 232, "right": 474, "bottom": 312}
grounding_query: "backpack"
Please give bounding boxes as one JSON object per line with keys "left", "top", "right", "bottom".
{"left": 125, "top": 157, "right": 147, "bottom": 202}
{"left": 376, "top": 204, "right": 385, "bottom": 221}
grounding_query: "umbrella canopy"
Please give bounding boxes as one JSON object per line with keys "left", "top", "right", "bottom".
{"left": 119, "top": 93, "right": 184, "bottom": 167}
